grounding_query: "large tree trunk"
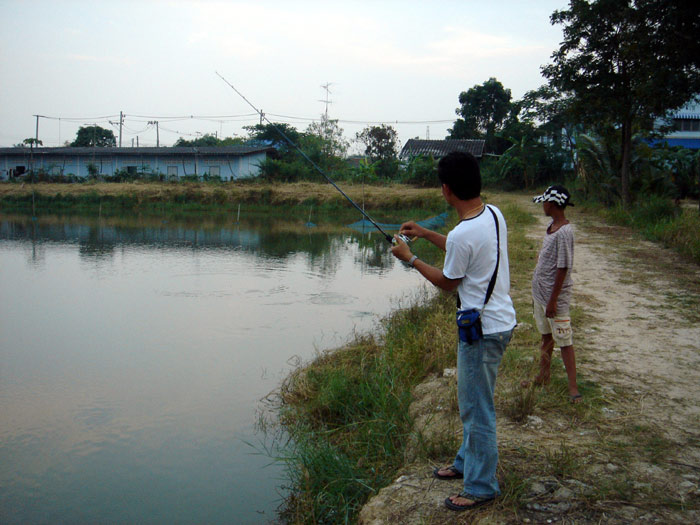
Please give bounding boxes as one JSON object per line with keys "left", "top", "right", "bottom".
{"left": 620, "top": 118, "right": 633, "bottom": 208}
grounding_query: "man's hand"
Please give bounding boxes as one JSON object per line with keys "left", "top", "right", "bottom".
{"left": 399, "top": 221, "right": 427, "bottom": 239}
{"left": 391, "top": 235, "right": 412, "bottom": 262}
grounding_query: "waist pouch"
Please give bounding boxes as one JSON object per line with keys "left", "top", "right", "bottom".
{"left": 456, "top": 308, "right": 483, "bottom": 344}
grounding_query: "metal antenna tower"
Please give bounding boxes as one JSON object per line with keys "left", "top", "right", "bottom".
{"left": 319, "top": 82, "right": 334, "bottom": 121}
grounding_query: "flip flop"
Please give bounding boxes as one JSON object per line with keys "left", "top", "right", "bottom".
{"left": 444, "top": 492, "right": 495, "bottom": 511}
{"left": 433, "top": 465, "right": 463, "bottom": 480}
{"left": 570, "top": 394, "right": 583, "bottom": 404}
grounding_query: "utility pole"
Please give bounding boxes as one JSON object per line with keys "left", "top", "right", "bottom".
{"left": 148, "top": 120, "right": 160, "bottom": 147}
{"left": 119, "top": 111, "right": 124, "bottom": 147}
{"left": 259, "top": 109, "right": 264, "bottom": 125}
{"left": 33, "top": 114, "right": 41, "bottom": 143}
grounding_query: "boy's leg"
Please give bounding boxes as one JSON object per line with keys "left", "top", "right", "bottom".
{"left": 528, "top": 300, "right": 554, "bottom": 386}
{"left": 534, "top": 334, "right": 554, "bottom": 385}
{"left": 560, "top": 345, "right": 581, "bottom": 402}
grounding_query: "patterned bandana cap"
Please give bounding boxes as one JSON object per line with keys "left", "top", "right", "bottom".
{"left": 533, "top": 185, "right": 574, "bottom": 207}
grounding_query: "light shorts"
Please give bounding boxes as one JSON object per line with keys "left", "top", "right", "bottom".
{"left": 533, "top": 300, "right": 573, "bottom": 347}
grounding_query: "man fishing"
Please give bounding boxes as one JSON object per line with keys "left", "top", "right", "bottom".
{"left": 391, "top": 151, "right": 516, "bottom": 511}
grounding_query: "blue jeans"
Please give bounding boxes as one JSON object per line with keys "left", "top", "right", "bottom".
{"left": 452, "top": 329, "right": 513, "bottom": 497}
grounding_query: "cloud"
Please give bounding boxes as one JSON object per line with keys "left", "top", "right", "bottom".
{"left": 431, "top": 26, "right": 547, "bottom": 59}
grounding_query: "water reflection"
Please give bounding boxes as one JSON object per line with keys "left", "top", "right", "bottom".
{"left": 0, "top": 212, "right": 397, "bottom": 275}
{"left": 0, "top": 209, "right": 428, "bottom": 524}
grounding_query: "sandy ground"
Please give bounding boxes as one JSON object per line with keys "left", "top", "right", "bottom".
{"left": 563, "top": 206, "right": 700, "bottom": 461}
{"left": 359, "top": 197, "right": 700, "bottom": 524}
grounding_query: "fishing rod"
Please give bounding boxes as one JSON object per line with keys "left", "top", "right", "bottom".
{"left": 215, "top": 71, "right": 401, "bottom": 245}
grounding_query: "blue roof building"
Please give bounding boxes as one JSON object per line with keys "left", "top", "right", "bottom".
{"left": 654, "top": 99, "right": 700, "bottom": 149}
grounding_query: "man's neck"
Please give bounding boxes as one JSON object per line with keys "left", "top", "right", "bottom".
{"left": 455, "top": 197, "right": 484, "bottom": 220}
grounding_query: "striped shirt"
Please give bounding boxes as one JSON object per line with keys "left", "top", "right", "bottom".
{"left": 532, "top": 223, "right": 574, "bottom": 311}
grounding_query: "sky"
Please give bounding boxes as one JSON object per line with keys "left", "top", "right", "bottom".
{"left": 0, "top": 0, "right": 568, "bottom": 152}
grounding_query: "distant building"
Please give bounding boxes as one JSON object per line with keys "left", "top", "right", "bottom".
{"left": 0, "top": 145, "right": 276, "bottom": 180}
{"left": 399, "top": 139, "right": 486, "bottom": 161}
{"left": 654, "top": 99, "right": 700, "bottom": 149}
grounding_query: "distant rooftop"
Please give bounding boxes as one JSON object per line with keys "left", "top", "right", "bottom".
{"left": 399, "top": 139, "right": 485, "bottom": 160}
{"left": 0, "top": 145, "right": 275, "bottom": 157}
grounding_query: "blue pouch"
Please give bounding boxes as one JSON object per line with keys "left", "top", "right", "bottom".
{"left": 456, "top": 308, "right": 483, "bottom": 344}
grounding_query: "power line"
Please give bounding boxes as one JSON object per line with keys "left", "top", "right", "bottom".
{"left": 28, "top": 110, "right": 456, "bottom": 146}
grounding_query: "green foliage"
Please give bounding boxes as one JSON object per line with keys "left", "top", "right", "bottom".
{"left": 448, "top": 77, "right": 514, "bottom": 154}
{"left": 244, "top": 122, "right": 302, "bottom": 154}
{"left": 257, "top": 157, "right": 314, "bottom": 182}
{"left": 653, "top": 146, "right": 700, "bottom": 200}
{"left": 400, "top": 155, "right": 438, "bottom": 187}
{"left": 173, "top": 134, "right": 221, "bottom": 147}
{"left": 355, "top": 125, "right": 399, "bottom": 164}
{"left": 575, "top": 132, "right": 620, "bottom": 204}
{"left": 575, "top": 132, "right": 699, "bottom": 206}
{"left": 71, "top": 125, "right": 116, "bottom": 147}
{"left": 22, "top": 138, "right": 43, "bottom": 147}
{"left": 542, "top": 0, "right": 700, "bottom": 206}
{"left": 305, "top": 117, "right": 350, "bottom": 170}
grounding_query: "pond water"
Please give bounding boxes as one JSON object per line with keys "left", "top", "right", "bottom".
{"left": 0, "top": 210, "right": 430, "bottom": 524}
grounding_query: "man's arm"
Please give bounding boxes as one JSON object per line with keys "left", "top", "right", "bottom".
{"left": 398, "top": 221, "right": 447, "bottom": 252}
{"left": 546, "top": 267, "right": 568, "bottom": 318}
{"left": 391, "top": 236, "right": 461, "bottom": 292}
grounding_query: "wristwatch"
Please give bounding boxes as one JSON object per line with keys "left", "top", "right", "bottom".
{"left": 408, "top": 255, "right": 418, "bottom": 267}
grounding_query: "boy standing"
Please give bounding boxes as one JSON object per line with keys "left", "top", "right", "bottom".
{"left": 529, "top": 185, "right": 581, "bottom": 403}
{"left": 391, "top": 152, "right": 516, "bottom": 511}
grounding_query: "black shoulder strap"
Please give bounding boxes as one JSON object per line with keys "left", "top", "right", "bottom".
{"left": 483, "top": 205, "right": 500, "bottom": 306}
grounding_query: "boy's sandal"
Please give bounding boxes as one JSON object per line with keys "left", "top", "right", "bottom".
{"left": 445, "top": 491, "right": 495, "bottom": 511}
{"left": 432, "top": 465, "right": 463, "bottom": 480}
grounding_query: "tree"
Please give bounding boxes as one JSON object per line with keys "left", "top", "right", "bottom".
{"left": 355, "top": 124, "right": 399, "bottom": 179}
{"left": 519, "top": 86, "right": 581, "bottom": 176}
{"left": 71, "top": 125, "right": 116, "bottom": 147}
{"left": 244, "top": 123, "right": 302, "bottom": 155}
{"left": 173, "top": 134, "right": 221, "bottom": 147}
{"left": 542, "top": 0, "right": 700, "bottom": 207}
{"left": 448, "top": 77, "right": 513, "bottom": 153}
{"left": 356, "top": 124, "right": 398, "bottom": 162}
{"left": 22, "top": 138, "right": 43, "bottom": 148}
{"left": 306, "top": 117, "right": 349, "bottom": 159}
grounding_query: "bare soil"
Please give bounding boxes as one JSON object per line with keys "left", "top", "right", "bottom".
{"left": 359, "top": 196, "right": 700, "bottom": 524}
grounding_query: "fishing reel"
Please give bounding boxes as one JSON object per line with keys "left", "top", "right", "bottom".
{"left": 392, "top": 233, "right": 413, "bottom": 245}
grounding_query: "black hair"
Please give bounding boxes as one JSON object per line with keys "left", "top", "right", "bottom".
{"left": 437, "top": 151, "right": 481, "bottom": 200}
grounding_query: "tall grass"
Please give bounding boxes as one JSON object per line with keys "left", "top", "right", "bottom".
{"left": 274, "top": 293, "right": 456, "bottom": 524}
{"left": 600, "top": 195, "right": 700, "bottom": 263}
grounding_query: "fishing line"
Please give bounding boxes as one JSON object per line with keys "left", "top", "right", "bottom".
{"left": 215, "top": 71, "right": 396, "bottom": 244}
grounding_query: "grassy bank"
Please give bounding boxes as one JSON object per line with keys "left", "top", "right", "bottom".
{"left": 0, "top": 181, "right": 445, "bottom": 213}
{"left": 264, "top": 194, "right": 551, "bottom": 523}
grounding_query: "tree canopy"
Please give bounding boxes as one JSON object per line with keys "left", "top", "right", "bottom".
{"left": 173, "top": 134, "right": 222, "bottom": 147}
{"left": 71, "top": 125, "right": 116, "bottom": 147}
{"left": 448, "top": 77, "right": 513, "bottom": 153}
{"left": 355, "top": 125, "right": 398, "bottom": 162}
{"left": 542, "top": 0, "right": 700, "bottom": 205}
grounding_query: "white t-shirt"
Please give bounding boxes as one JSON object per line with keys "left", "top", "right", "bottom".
{"left": 442, "top": 205, "right": 517, "bottom": 335}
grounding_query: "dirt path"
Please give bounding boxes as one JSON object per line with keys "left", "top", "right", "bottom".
{"left": 561, "top": 204, "right": 700, "bottom": 458}
{"left": 359, "top": 196, "right": 700, "bottom": 524}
